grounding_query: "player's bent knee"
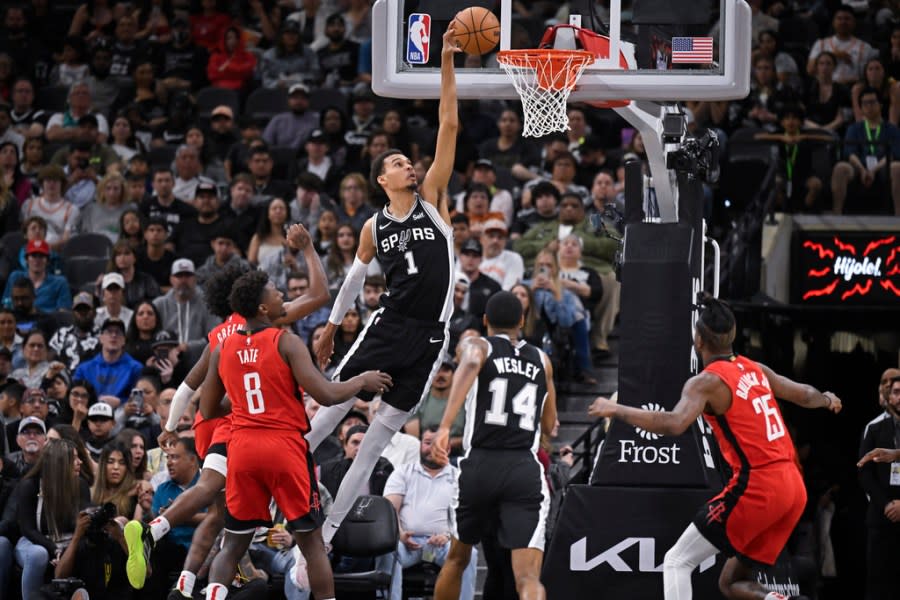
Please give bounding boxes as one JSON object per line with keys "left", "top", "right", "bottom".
{"left": 663, "top": 547, "right": 692, "bottom": 570}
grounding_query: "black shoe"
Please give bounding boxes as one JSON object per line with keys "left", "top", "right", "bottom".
{"left": 167, "top": 588, "right": 192, "bottom": 600}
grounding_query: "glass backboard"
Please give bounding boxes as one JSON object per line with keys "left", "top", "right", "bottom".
{"left": 372, "top": 0, "right": 751, "bottom": 102}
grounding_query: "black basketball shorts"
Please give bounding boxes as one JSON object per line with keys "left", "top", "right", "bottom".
{"left": 454, "top": 448, "right": 550, "bottom": 552}
{"left": 332, "top": 307, "right": 447, "bottom": 413}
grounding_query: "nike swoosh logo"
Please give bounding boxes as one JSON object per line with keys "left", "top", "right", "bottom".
{"left": 429, "top": 337, "right": 442, "bottom": 343}
{"left": 379, "top": 222, "right": 391, "bottom": 230}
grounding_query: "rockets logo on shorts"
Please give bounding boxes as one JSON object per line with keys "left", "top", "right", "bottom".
{"left": 407, "top": 13, "right": 431, "bottom": 64}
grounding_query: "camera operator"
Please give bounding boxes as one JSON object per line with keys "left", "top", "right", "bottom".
{"left": 50, "top": 503, "right": 130, "bottom": 600}
{"left": 15, "top": 438, "right": 91, "bottom": 599}
{"left": 63, "top": 142, "right": 99, "bottom": 209}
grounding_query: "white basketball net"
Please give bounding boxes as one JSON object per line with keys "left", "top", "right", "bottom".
{"left": 498, "top": 50, "right": 594, "bottom": 138}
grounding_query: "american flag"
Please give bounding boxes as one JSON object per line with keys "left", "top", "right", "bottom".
{"left": 671, "top": 37, "right": 714, "bottom": 64}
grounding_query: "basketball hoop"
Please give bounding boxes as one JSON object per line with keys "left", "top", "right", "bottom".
{"left": 498, "top": 49, "right": 629, "bottom": 137}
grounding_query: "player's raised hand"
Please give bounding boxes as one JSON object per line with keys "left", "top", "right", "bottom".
{"left": 157, "top": 428, "right": 180, "bottom": 450}
{"left": 857, "top": 447, "right": 900, "bottom": 468}
{"left": 314, "top": 329, "right": 335, "bottom": 369}
{"left": 287, "top": 223, "right": 312, "bottom": 250}
{"left": 430, "top": 426, "right": 451, "bottom": 467}
{"left": 442, "top": 22, "right": 463, "bottom": 55}
{"left": 358, "top": 370, "right": 393, "bottom": 394}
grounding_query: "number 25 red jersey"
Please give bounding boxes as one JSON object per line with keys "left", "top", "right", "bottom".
{"left": 702, "top": 355, "right": 796, "bottom": 475}
{"left": 218, "top": 327, "right": 310, "bottom": 435}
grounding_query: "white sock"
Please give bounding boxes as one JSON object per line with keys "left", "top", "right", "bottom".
{"left": 177, "top": 570, "right": 196, "bottom": 596}
{"left": 206, "top": 582, "right": 228, "bottom": 600}
{"left": 764, "top": 593, "right": 787, "bottom": 600}
{"left": 149, "top": 516, "right": 171, "bottom": 542}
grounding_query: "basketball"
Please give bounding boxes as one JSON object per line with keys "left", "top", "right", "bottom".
{"left": 451, "top": 6, "right": 500, "bottom": 56}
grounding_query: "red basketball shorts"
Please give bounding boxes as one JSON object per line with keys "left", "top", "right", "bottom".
{"left": 694, "top": 461, "right": 806, "bottom": 566}
{"left": 192, "top": 415, "right": 220, "bottom": 460}
{"left": 224, "top": 431, "right": 324, "bottom": 533}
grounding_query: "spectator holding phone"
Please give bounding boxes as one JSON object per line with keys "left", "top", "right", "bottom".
{"left": 144, "top": 330, "right": 186, "bottom": 387}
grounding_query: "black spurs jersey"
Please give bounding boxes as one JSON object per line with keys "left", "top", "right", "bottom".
{"left": 464, "top": 335, "right": 549, "bottom": 451}
{"left": 372, "top": 195, "right": 454, "bottom": 322}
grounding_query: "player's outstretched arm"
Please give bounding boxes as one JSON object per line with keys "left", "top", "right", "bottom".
{"left": 158, "top": 343, "right": 211, "bottom": 448}
{"left": 199, "top": 347, "right": 227, "bottom": 420}
{"left": 588, "top": 373, "right": 714, "bottom": 437}
{"left": 315, "top": 217, "right": 377, "bottom": 367}
{"left": 281, "top": 329, "right": 391, "bottom": 405}
{"left": 433, "top": 338, "right": 487, "bottom": 465}
{"left": 277, "top": 224, "right": 331, "bottom": 325}
{"left": 758, "top": 363, "right": 842, "bottom": 413}
{"left": 420, "top": 25, "right": 461, "bottom": 223}
{"left": 858, "top": 447, "right": 900, "bottom": 467}
{"left": 540, "top": 355, "right": 557, "bottom": 437}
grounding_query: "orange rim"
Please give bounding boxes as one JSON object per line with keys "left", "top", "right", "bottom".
{"left": 498, "top": 49, "right": 595, "bottom": 91}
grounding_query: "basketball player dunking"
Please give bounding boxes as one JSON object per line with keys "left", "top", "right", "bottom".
{"left": 309, "top": 24, "right": 462, "bottom": 545}
{"left": 431, "top": 291, "right": 558, "bottom": 600}
{"left": 198, "top": 270, "right": 391, "bottom": 600}
{"left": 589, "top": 296, "right": 842, "bottom": 600}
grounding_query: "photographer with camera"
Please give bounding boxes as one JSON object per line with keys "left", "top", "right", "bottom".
{"left": 12, "top": 438, "right": 91, "bottom": 599}
{"left": 49, "top": 501, "right": 130, "bottom": 600}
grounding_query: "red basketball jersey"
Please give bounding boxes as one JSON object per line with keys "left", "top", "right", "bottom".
{"left": 194, "top": 313, "right": 246, "bottom": 428}
{"left": 703, "top": 355, "right": 796, "bottom": 474}
{"left": 218, "top": 327, "right": 309, "bottom": 434}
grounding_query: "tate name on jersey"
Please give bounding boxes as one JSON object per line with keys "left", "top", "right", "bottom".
{"left": 379, "top": 227, "right": 436, "bottom": 253}
{"left": 237, "top": 348, "right": 259, "bottom": 365}
{"left": 492, "top": 356, "right": 541, "bottom": 382}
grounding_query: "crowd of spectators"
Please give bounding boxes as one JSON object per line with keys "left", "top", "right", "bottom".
{"left": 0, "top": 0, "right": 896, "bottom": 598}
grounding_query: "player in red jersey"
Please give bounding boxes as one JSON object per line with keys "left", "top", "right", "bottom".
{"left": 589, "top": 296, "right": 842, "bottom": 600}
{"left": 124, "top": 224, "right": 331, "bottom": 597}
{"left": 198, "top": 270, "right": 392, "bottom": 600}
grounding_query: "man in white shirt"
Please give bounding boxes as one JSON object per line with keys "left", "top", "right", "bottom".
{"left": 806, "top": 7, "right": 876, "bottom": 85}
{"left": 478, "top": 218, "right": 524, "bottom": 291}
{"left": 384, "top": 427, "right": 477, "bottom": 600}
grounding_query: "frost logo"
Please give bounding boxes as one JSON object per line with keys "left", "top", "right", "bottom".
{"left": 634, "top": 404, "right": 663, "bottom": 440}
{"left": 570, "top": 537, "right": 717, "bottom": 573}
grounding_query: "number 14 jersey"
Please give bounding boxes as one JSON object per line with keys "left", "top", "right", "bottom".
{"left": 465, "top": 335, "right": 549, "bottom": 452}
{"left": 219, "top": 327, "right": 310, "bottom": 435}
{"left": 703, "top": 355, "right": 796, "bottom": 473}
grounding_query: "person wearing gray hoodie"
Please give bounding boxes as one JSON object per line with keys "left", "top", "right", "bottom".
{"left": 152, "top": 258, "right": 221, "bottom": 365}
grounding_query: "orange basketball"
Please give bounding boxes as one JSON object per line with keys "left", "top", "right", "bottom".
{"left": 451, "top": 6, "right": 500, "bottom": 56}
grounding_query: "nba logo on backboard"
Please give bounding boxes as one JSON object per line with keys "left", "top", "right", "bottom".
{"left": 407, "top": 13, "right": 431, "bottom": 64}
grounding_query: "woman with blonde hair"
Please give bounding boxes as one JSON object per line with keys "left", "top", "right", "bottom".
{"left": 75, "top": 172, "right": 138, "bottom": 242}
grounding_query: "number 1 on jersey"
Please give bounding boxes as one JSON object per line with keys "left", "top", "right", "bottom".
{"left": 243, "top": 372, "right": 266, "bottom": 414}
{"left": 404, "top": 250, "right": 419, "bottom": 275}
